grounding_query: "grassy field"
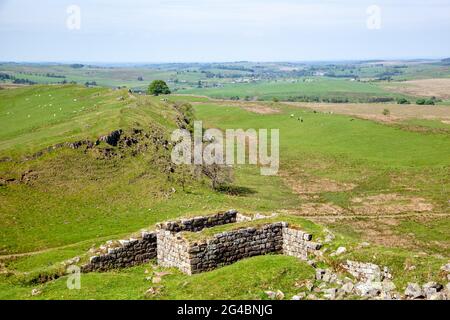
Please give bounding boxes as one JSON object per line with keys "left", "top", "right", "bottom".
{"left": 0, "top": 255, "right": 317, "bottom": 300}
{"left": 0, "top": 85, "right": 449, "bottom": 299}
{"left": 179, "top": 78, "right": 411, "bottom": 102}
{"left": 195, "top": 100, "right": 450, "bottom": 210}
{"left": 194, "top": 102, "right": 450, "bottom": 167}
{"left": 0, "top": 85, "right": 129, "bottom": 156}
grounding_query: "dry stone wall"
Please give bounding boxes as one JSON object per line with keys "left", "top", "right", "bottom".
{"left": 80, "top": 210, "right": 322, "bottom": 275}
{"left": 282, "top": 227, "right": 322, "bottom": 260}
{"left": 81, "top": 231, "right": 157, "bottom": 272}
{"left": 157, "top": 210, "right": 237, "bottom": 232}
{"left": 156, "top": 222, "right": 322, "bottom": 275}
{"left": 81, "top": 211, "right": 238, "bottom": 273}
{"left": 187, "top": 222, "right": 285, "bottom": 274}
{"left": 157, "top": 230, "right": 191, "bottom": 274}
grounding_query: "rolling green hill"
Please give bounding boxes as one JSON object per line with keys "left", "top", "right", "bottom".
{"left": 0, "top": 85, "right": 300, "bottom": 254}
{"left": 0, "top": 85, "right": 449, "bottom": 300}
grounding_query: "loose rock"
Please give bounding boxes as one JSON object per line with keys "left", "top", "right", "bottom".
{"left": 405, "top": 283, "right": 423, "bottom": 299}
{"left": 422, "top": 282, "right": 443, "bottom": 298}
{"left": 335, "top": 247, "right": 347, "bottom": 256}
{"left": 31, "top": 288, "right": 41, "bottom": 296}
{"left": 323, "top": 288, "right": 337, "bottom": 300}
{"left": 291, "top": 292, "right": 306, "bottom": 300}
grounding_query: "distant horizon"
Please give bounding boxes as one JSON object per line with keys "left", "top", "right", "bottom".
{"left": 0, "top": 57, "right": 448, "bottom": 66}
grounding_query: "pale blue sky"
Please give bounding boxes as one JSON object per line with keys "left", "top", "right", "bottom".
{"left": 0, "top": 0, "right": 449, "bottom": 62}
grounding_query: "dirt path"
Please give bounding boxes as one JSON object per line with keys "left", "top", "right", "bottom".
{"left": 191, "top": 100, "right": 281, "bottom": 114}
{"left": 0, "top": 232, "right": 127, "bottom": 261}
{"left": 284, "top": 211, "right": 450, "bottom": 221}
{"left": 0, "top": 244, "right": 78, "bottom": 261}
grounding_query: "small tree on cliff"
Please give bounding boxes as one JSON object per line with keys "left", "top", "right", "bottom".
{"left": 147, "top": 80, "right": 171, "bottom": 96}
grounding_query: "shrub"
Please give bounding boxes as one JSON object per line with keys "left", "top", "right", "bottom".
{"left": 397, "top": 98, "right": 410, "bottom": 104}
{"left": 367, "top": 97, "right": 394, "bottom": 103}
{"left": 382, "top": 108, "right": 390, "bottom": 116}
{"left": 416, "top": 98, "right": 435, "bottom": 105}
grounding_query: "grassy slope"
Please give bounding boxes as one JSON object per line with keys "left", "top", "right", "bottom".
{"left": 0, "top": 85, "right": 128, "bottom": 156}
{"left": 1, "top": 216, "right": 447, "bottom": 299}
{"left": 195, "top": 102, "right": 450, "bottom": 209}
{"left": 0, "top": 86, "right": 301, "bottom": 254}
{"left": 0, "top": 255, "right": 315, "bottom": 300}
{"left": 195, "top": 102, "right": 450, "bottom": 166}
{"left": 194, "top": 101, "right": 450, "bottom": 257}
{"left": 196, "top": 100, "right": 450, "bottom": 261}
{"left": 0, "top": 87, "right": 449, "bottom": 299}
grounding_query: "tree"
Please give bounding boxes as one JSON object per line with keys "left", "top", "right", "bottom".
{"left": 70, "top": 64, "right": 84, "bottom": 69}
{"left": 147, "top": 80, "right": 171, "bottom": 96}
{"left": 200, "top": 164, "right": 233, "bottom": 190}
{"left": 172, "top": 164, "right": 194, "bottom": 192}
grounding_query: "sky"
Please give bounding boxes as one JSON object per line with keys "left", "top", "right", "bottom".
{"left": 0, "top": 0, "right": 449, "bottom": 62}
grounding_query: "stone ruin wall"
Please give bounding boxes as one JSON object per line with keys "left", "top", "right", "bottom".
{"left": 81, "top": 210, "right": 237, "bottom": 272}
{"left": 81, "top": 231, "right": 157, "bottom": 272}
{"left": 157, "top": 210, "right": 237, "bottom": 232}
{"left": 282, "top": 227, "right": 322, "bottom": 260}
{"left": 157, "top": 222, "right": 322, "bottom": 275}
{"left": 156, "top": 229, "right": 191, "bottom": 274}
{"left": 188, "top": 222, "right": 285, "bottom": 274}
{"left": 81, "top": 210, "right": 322, "bottom": 275}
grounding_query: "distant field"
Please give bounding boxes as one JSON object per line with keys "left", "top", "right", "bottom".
{"left": 283, "top": 101, "right": 450, "bottom": 124}
{"left": 389, "top": 63, "right": 450, "bottom": 80}
{"left": 179, "top": 78, "right": 409, "bottom": 102}
{"left": 0, "top": 63, "right": 246, "bottom": 92}
{"left": 384, "top": 78, "right": 450, "bottom": 99}
{"left": 0, "top": 65, "right": 175, "bottom": 89}
{"left": 2, "top": 61, "right": 450, "bottom": 102}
